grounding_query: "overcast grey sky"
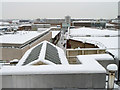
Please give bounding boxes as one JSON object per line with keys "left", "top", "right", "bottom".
{"left": 0, "top": 1, "right": 119, "bottom": 19}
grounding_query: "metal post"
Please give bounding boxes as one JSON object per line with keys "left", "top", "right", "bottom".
{"left": 118, "top": 61, "right": 120, "bottom": 82}
{"left": 107, "top": 64, "right": 118, "bottom": 89}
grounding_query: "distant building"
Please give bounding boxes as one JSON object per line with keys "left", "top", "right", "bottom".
{"left": 62, "top": 16, "right": 71, "bottom": 32}
{"left": 18, "top": 24, "right": 32, "bottom": 31}
{"left": 72, "top": 21, "right": 91, "bottom": 27}
{"left": 72, "top": 20, "right": 106, "bottom": 28}
{"left": 19, "top": 20, "right": 30, "bottom": 24}
{"left": 106, "top": 23, "right": 115, "bottom": 29}
{"left": 31, "top": 24, "right": 51, "bottom": 31}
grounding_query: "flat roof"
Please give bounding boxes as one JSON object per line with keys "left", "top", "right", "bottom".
{"left": 72, "top": 21, "right": 92, "bottom": 23}
{"left": 19, "top": 24, "right": 32, "bottom": 27}
{"left": 72, "top": 37, "right": 118, "bottom": 49}
{"left": 70, "top": 27, "right": 119, "bottom": 37}
{"left": 70, "top": 37, "right": 119, "bottom": 58}
{"left": 0, "top": 28, "right": 50, "bottom": 45}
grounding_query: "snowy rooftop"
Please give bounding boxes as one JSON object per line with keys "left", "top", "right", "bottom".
{"left": 19, "top": 24, "right": 32, "bottom": 27}
{"left": 0, "top": 64, "right": 106, "bottom": 75}
{"left": 69, "top": 27, "right": 118, "bottom": 37}
{"left": 0, "top": 28, "right": 51, "bottom": 44}
{"left": 72, "top": 21, "right": 92, "bottom": 23}
{"left": 77, "top": 54, "right": 114, "bottom": 61}
{"left": 106, "top": 23, "right": 115, "bottom": 26}
{"left": 70, "top": 37, "right": 118, "bottom": 49}
{"left": 0, "top": 22, "right": 10, "bottom": 25}
{"left": 0, "top": 54, "right": 108, "bottom": 75}
{"left": 77, "top": 54, "right": 113, "bottom": 68}
{"left": 70, "top": 37, "right": 119, "bottom": 58}
{"left": 52, "top": 31, "right": 60, "bottom": 38}
{"left": 0, "top": 41, "right": 109, "bottom": 75}
{"left": 17, "top": 41, "right": 68, "bottom": 66}
{"left": 0, "top": 26, "right": 8, "bottom": 29}
{"left": 38, "top": 28, "right": 49, "bottom": 31}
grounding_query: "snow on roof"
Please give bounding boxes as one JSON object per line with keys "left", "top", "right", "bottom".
{"left": 70, "top": 37, "right": 106, "bottom": 49}
{"left": 1, "top": 47, "right": 108, "bottom": 75}
{"left": 10, "top": 59, "right": 19, "bottom": 63}
{"left": 106, "top": 23, "right": 115, "bottom": 26}
{"left": 32, "top": 24, "right": 50, "bottom": 26}
{"left": 111, "top": 20, "right": 118, "bottom": 23}
{"left": 76, "top": 54, "right": 114, "bottom": 72}
{"left": 0, "top": 64, "right": 106, "bottom": 75}
{"left": 38, "top": 28, "right": 49, "bottom": 31}
{"left": 0, "top": 28, "right": 51, "bottom": 44}
{"left": 19, "top": 24, "right": 32, "bottom": 27}
{"left": 0, "top": 22, "right": 10, "bottom": 25}
{"left": 77, "top": 54, "right": 114, "bottom": 61}
{"left": 12, "top": 20, "right": 19, "bottom": 23}
{"left": 72, "top": 21, "right": 92, "bottom": 23}
{"left": 70, "top": 27, "right": 118, "bottom": 37}
{"left": 0, "top": 54, "right": 107, "bottom": 75}
{"left": 73, "top": 37, "right": 118, "bottom": 49}
{"left": 70, "top": 37, "right": 119, "bottom": 58}
{"left": 52, "top": 31, "right": 60, "bottom": 38}
{"left": 0, "top": 26, "right": 8, "bottom": 29}
{"left": 17, "top": 41, "right": 69, "bottom": 66}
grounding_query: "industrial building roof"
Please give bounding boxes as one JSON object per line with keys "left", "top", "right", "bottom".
{"left": 0, "top": 28, "right": 51, "bottom": 44}
{"left": 70, "top": 37, "right": 119, "bottom": 58}
{"left": 69, "top": 27, "right": 119, "bottom": 37}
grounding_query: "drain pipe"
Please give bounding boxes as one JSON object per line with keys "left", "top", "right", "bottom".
{"left": 107, "top": 64, "right": 118, "bottom": 89}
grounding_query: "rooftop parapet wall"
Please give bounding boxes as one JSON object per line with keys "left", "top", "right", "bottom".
{"left": 1, "top": 73, "right": 105, "bottom": 89}
{"left": 0, "top": 54, "right": 106, "bottom": 88}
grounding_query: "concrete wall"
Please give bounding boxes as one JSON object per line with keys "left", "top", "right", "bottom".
{"left": 66, "top": 49, "right": 106, "bottom": 64}
{"left": 1, "top": 73, "right": 106, "bottom": 89}
{"left": 67, "top": 39, "right": 98, "bottom": 49}
{"left": 66, "top": 49, "right": 105, "bottom": 56}
{"left": 0, "top": 48, "right": 23, "bottom": 61}
{"left": 30, "top": 31, "right": 52, "bottom": 48}
{"left": 0, "top": 32, "right": 52, "bottom": 61}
